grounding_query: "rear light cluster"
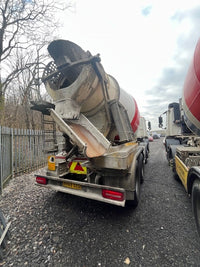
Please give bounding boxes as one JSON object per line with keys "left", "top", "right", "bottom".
{"left": 36, "top": 176, "right": 47, "bottom": 185}
{"left": 102, "top": 189, "right": 124, "bottom": 201}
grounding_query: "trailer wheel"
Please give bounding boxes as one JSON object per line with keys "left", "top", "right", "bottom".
{"left": 126, "top": 161, "right": 141, "bottom": 208}
{"left": 144, "top": 148, "right": 148, "bottom": 164}
{"left": 192, "top": 179, "right": 200, "bottom": 237}
{"left": 138, "top": 154, "right": 144, "bottom": 184}
{"left": 173, "top": 173, "right": 180, "bottom": 182}
{"left": 169, "top": 158, "right": 180, "bottom": 181}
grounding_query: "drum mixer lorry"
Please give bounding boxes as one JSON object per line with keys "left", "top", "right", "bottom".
{"left": 32, "top": 39, "right": 145, "bottom": 207}
{"left": 159, "top": 38, "right": 200, "bottom": 236}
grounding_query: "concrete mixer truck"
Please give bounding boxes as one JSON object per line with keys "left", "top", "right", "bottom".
{"left": 31, "top": 40, "right": 145, "bottom": 207}
{"left": 159, "top": 38, "right": 200, "bottom": 236}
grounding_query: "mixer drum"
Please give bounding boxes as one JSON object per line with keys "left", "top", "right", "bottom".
{"left": 183, "top": 38, "right": 200, "bottom": 136}
{"left": 43, "top": 39, "right": 140, "bottom": 140}
{"left": 119, "top": 89, "right": 140, "bottom": 133}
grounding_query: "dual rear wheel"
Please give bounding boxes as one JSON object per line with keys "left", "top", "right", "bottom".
{"left": 126, "top": 154, "right": 144, "bottom": 208}
{"left": 192, "top": 179, "right": 200, "bottom": 237}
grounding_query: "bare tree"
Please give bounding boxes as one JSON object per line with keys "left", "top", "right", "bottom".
{"left": 0, "top": 0, "right": 71, "bottom": 117}
{"left": 3, "top": 44, "right": 50, "bottom": 128}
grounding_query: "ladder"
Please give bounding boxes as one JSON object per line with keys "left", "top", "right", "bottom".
{"left": 42, "top": 114, "right": 58, "bottom": 154}
{"left": 30, "top": 101, "right": 62, "bottom": 154}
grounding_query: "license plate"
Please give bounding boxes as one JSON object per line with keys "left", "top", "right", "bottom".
{"left": 63, "top": 182, "right": 82, "bottom": 190}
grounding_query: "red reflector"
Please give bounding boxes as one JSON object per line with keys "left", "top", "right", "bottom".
{"left": 74, "top": 162, "right": 84, "bottom": 172}
{"left": 102, "top": 189, "right": 124, "bottom": 201}
{"left": 36, "top": 176, "right": 47, "bottom": 185}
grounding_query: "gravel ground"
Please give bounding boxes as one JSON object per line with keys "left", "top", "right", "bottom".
{"left": 0, "top": 137, "right": 200, "bottom": 266}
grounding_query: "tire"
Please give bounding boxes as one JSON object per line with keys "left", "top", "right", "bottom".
{"left": 144, "top": 143, "right": 149, "bottom": 164}
{"left": 138, "top": 154, "right": 144, "bottom": 184}
{"left": 192, "top": 179, "right": 200, "bottom": 237}
{"left": 173, "top": 173, "right": 180, "bottom": 182}
{"left": 126, "top": 161, "right": 141, "bottom": 208}
{"left": 169, "top": 158, "right": 179, "bottom": 182}
{"left": 144, "top": 148, "right": 148, "bottom": 164}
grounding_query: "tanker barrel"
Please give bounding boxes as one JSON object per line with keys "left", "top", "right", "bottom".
{"left": 182, "top": 38, "right": 200, "bottom": 136}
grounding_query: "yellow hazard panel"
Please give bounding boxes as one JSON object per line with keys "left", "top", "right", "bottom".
{"left": 48, "top": 155, "right": 56, "bottom": 171}
{"left": 69, "top": 161, "right": 87, "bottom": 174}
{"left": 175, "top": 156, "right": 188, "bottom": 190}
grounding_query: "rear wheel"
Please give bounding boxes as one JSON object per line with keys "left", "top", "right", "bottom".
{"left": 138, "top": 154, "right": 144, "bottom": 184}
{"left": 173, "top": 173, "right": 180, "bottom": 182}
{"left": 133, "top": 166, "right": 141, "bottom": 207}
{"left": 126, "top": 161, "right": 141, "bottom": 208}
{"left": 144, "top": 143, "right": 149, "bottom": 164}
{"left": 144, "top": 148, "right": 148, "bottom": 164}
{"left": 170, "top": 159, "right": 180, "bottom": 181}
{"left": 192, "top": 179, "right": 200, "bottom": 237}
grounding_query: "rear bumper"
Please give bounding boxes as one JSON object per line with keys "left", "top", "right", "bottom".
{"left": 35, "top": 174, "right": 127, "bottom": 207}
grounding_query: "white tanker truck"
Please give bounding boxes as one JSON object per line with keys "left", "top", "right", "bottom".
{"left": 32, "top": 40, "right": 145, "bottom": 207}
{"left": 159, "top": 38, "right": 200, "bottom": 236}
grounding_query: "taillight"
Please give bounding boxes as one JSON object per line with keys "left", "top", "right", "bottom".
{"left": 102, "top": 189, "right": 124, "bottom": 201}
{"left": 36, "top": 176, "right": 47, "bottom": 185}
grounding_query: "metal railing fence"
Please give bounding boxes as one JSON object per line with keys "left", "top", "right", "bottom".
{"left": 13, "top": 128, "right": 45, "bottom": 176}
{"left": 0, "top": 126, "right": 63, "bottom": 193}
{"left": 0, "top": 127, "right": 13, "bottom": 193}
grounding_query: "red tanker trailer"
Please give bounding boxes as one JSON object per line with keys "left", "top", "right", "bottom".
{"left": 32, "top": 40, "right": 144, "bottom": 207}
{"left": 159, "top": 38, "right": 200, "bottom": 237}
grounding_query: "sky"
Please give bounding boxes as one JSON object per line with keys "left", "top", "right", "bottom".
{"left": 58, "top": 0, "right": 200, "bottom": 130}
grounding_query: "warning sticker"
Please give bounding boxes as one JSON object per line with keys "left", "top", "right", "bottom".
{"left": 48, "top": 155, "right": 56, "bottom": 171}
{"left": 69, "top": 162, "right": 87, "bottom": 174}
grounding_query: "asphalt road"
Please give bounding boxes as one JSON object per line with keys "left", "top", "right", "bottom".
{"left": 1, "top": 137, "right": 200, "bottom": 266}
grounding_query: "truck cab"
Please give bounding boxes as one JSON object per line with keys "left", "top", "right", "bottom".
{"left": 159, "top": 101, "right": 192, "bottom": 163}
